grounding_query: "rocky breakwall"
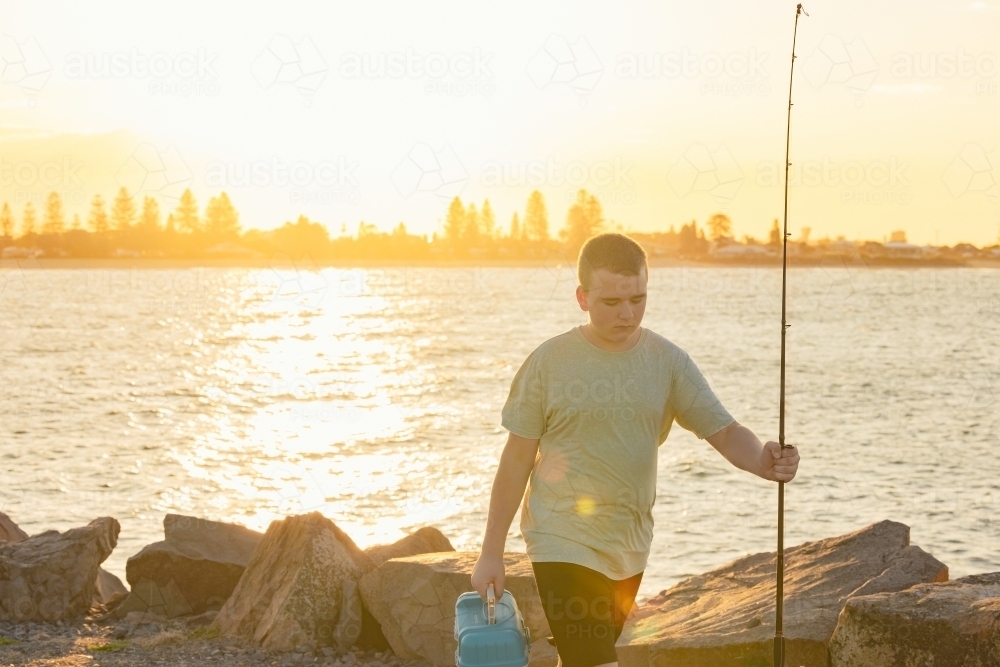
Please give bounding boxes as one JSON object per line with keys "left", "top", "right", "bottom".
{"left": 112, "top": 513, "right": 264, "bottom": 619}
{"left": 830, "top": 571, "right": 1000, "bottom": 667}
{"left": 212, "top": 512, "right": 375, "bottom": 652}
{"left": 359, "top": 551, "right": 551, "bottom": 666}
{"left": 0, "top": 516, "right": 120, "bottom": 622}
{"left": 616, "top": 520, "right": 948, "bottom": 667}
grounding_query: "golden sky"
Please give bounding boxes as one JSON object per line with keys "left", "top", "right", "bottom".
{"left": 0, "top": 0, "right": 997, "bottom": 245}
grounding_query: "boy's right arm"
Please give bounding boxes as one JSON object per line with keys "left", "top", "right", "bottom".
{"left": 471, "top": 431, "right": 540, "bottom": 600}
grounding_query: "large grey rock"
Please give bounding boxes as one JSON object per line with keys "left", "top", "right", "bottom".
{"left": 212, "top": 512, "right": 374, "bottom": 652}
{"left": 0, "top": 511, "right": 124, "bottom": 610}
{"left": 0, "top": 517, "right": 120, "bottom": 622}
{"left": 617, "top": 520, "right": 949, "bottom": 667}
{"left": 364, "top": 527, "right": 455, "bottom": 567}
{"left": 94, "top": 568, "right": 128, "bottom": 606}
{"left": 113, "top": 514, "right": 263, "bottom": 619}
{"left": 359, "top": 551, "right": 550, "bottom": 666}
{"left": 830, "top": 572, "right": 1000, "bottom": 667}
{"left": 0, "top": 511, "right": 29, "bottom": 543}
{"left": 357, "top": 526, "right": 456, "bottom": 650}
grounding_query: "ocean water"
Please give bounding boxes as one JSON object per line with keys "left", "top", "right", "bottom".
{"left": 1, "top": 263, "right": 998, "bottom": 603}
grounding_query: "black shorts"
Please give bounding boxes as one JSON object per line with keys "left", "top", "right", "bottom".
{"left": 531, "top": 561, "right": 643, "bottom": 667}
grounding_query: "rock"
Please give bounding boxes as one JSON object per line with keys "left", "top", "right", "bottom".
{"left": 364, "top": 528, "right": 455, "bottom": 568}
{"left": 359, "top": 551, "right": 550, "bottom": 666}
{"left": 829, "top": 571, "right": 1000, "bottom": 667}
{"left": 113, "top": 514, "right": 263, "bottom": 619}
{"left": 0, "top": 511, "right": 29, "bottom": 543}
{"left": 617, "top": 520, "right": 948, "bottom": 667}
{"left": 357, "top": 527, "right": 456, "bottom": 651}
{"left": 94, "top": 567, "right": 128, "bottom": 606}
{"left": 0, "top": 511, "right": 124, "bottom": 613}
{"left": 212, "top": 512, "right": 374, "bottom": 652}
{"left": 0, "top": 517, "right": 119, "bottom": 622}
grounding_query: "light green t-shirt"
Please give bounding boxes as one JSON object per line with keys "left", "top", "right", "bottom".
{"left": 501, "top": 325, "right": 735, "bottom": 580}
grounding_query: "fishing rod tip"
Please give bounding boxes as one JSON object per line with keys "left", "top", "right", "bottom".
{"left": 797, "top": 3, "right": 810, "bottom": 16}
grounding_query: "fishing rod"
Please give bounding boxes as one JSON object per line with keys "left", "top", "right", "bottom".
{"left": 774, "top": 4, "right": 807, "bottom": 667}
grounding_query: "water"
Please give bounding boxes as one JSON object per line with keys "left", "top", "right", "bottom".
{"left": 1, "top": 263, "right": 998, "bottom": 603}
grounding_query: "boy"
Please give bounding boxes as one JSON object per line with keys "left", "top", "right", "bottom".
{"left": 471, "top": 233, "right": 800, "bottom": 667}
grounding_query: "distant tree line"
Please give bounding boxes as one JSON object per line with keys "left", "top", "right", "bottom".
{"left": 0, "top": 187, "right": 628, "bottom": 260}
{"left": 1, "top": 187, "right": 239, "bottom": 258}
{"left": 3, "top": 187, "right": 993, "bottom": 262}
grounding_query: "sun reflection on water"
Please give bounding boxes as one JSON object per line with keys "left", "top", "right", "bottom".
{"left": 5, "top": 267, "right": 998, "bottom": 603}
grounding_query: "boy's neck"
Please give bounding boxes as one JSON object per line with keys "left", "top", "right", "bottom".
{"left": 580, "top": 323, "right": 643, "bottom": 352}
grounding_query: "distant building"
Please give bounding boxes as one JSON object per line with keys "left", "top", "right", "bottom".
{"left": 889, "top": 230, "right": 907, "bottom": 243}
{"left": 951, "top": 243, "right": 980, "bottom": 258}
{"left": 709, "top": 243, "right": 777, "bottom": 259}
{"left": 2, "top": 246, "right": 42, "bottom": 259}
{"left": 882, "top": 241, "right": 922, "bottom": 258}
{"left": 827, "top": 239, "right": 858, "bottom": 255}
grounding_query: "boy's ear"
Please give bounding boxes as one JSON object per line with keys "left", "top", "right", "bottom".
{"left": 575, "top": 284, "right": 590, "bottom": 311}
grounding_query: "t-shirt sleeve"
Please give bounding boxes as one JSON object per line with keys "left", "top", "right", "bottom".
{"left": 667, "top": 350, "right": 735, "bottom": 440}
{"left": 501, "top": 352, "right": 545, "bottom": 439}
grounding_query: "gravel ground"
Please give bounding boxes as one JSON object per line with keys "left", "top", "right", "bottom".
{"left": 0, "top": 617, "right": 433, "bottom": 667}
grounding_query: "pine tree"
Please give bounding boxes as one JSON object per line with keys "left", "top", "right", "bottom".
{"left": 444, "top": 197, "right": 465, "bottom": 245}
{"left": 22, "top": 202, "right": 36, "bottom": 236}
{"left": 559, "top": 189, "right": 604, "bottom": 256}
{"left": 165, "top": 213, "right": 176, "bottom": 233}
{"left": 42, "top": 191, "right": 66, "bottom": 234}
{"left": 174, "top": 189, "right": 201, "bottom": 233}
{"left": 707, "top": 213, "right": 732, "bottom": 241}
{"left": 769, "top": 219, "right": 781, "bottom": 246}
{"left": 524, "top": 190, "right": 549, "bottom": 241}
{"left": 88, "top": 194, "right": 109, "bottom": 233}
{"left": 71, "top": 214, "right": 82, "bottom": 230}
{"left": 480, "top": 199, "right": 496, "bottom": 239}
{"left": 111, "top": 187, "right": 137, "bottom": 230}
{"left": 464, "top": 202, "right": 481, "bottom": 245}
{"left": 0, "top": 202, "right": 13, "bottom": 238}
{"left": 204, "top": 192, "right": 240, "bottom": 239}
{"left": 139, "top": 196, "right": 161, "bottom": 230}
{"left": 509, "top": 212, "right": 521, "bottom": 241}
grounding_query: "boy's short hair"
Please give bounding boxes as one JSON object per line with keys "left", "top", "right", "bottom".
{"left": 577, "top": 233, "right": 648, "bottom": 291}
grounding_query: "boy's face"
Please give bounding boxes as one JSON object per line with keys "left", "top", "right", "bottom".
{"left": 575, "top": 267, "right": 648, "bottom": 344}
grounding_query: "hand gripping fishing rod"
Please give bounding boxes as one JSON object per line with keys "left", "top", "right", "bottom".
{"left": 774, "top": 4, "right": 807, "bottom": 667}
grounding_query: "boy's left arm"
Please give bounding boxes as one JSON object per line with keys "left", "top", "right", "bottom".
{"left": 705, "top": 421, "right": 800, "bottom": 482}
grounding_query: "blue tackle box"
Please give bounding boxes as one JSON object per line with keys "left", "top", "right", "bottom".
{"left": 454, "top": 583, "right": 531, "bottom": 667}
